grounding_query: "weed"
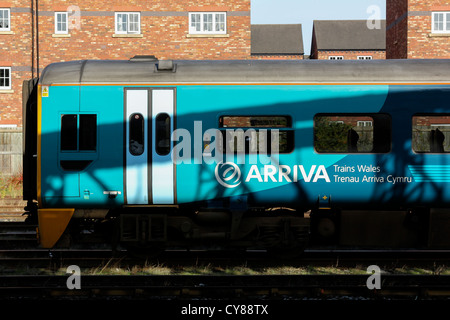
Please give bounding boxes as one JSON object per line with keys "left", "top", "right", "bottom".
{"left": 0, "top": 173, "right": 23, "bottom": 198}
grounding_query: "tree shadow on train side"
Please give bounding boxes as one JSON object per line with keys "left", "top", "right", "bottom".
{"left": 24, "top": 86, "right": 450, "bottom": 251}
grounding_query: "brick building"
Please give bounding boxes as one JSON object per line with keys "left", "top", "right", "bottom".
{"left": 310, "top": 20, "right": 386, "bottom": 60}
{"left": 0, "top": 1, "right": 33, "bottom": 126}
{"left": 2, "top": 1, "right": 449, "bottom": 127}
{"left": 0, "top": 0, "right": 251, "bottom": 127}
{"left": 387, "top": 0, "right": 450, "bottom": 59}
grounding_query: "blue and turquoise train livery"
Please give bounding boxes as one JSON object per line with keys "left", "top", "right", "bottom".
{"left": 21, "top": 58, "right": 450, "bottom": 252}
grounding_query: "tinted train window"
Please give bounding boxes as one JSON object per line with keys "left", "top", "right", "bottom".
{"left": 129, "top": 113, "right": 144, "bottom": 156}
{"left": 155, "top": 113, "right": 171, "bottom": 156}
{"left": 61, "top": 114, "right": 77, "bottom": 150}
{"left": 314, "top": 114, "right": 391, "bottom": 153}
{"left": 413, "top": 115, "right": 450, "bottom": 153}
{"left": 61, "top": 114, "right": 97, "bottom": 152}
{"left": 219, "top": 116, "right": 294, "bottom": 154}
{"left": 79, "top": 115, "right": 97, "bottom": 151}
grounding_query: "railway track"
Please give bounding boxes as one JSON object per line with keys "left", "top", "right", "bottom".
{"left": 0, "top": 199, "right": 27, "bottom": 222}
{"left": 0, "top": 222, "right": 37, "bottom": 249}
{"left": 0, "top": 250, "right": 450, "bottom": 312}
{"left": 0, "top": 274, "right": 449, "bottom": 302}
{"left": 0, "top": 209, "right": 449, "bottom": 312}
{"left": 1, "top": 205, "right": 450, "bottom": 278}
{"left": 1, "top": 214, "right": 449, "bottom": 266}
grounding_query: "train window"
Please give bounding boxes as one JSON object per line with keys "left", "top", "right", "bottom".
{"left": 129, "top": 113, "right": 144, "bottom": 156}
{"left": 79, "top": 115, "right": 97, "bottom": 151}
{"left": 218, "top": 116, "right": 294, "bottom": 154}
{"left": 314, "top": 114, "right": 391, "bottom": 153}
{"left": 61, "top": 114, "right": 97, "bottom": 152}
{"left": 155, "top": 113, "right": 171, "bottom": 156}
{"left": 412, "top": 115, "right": 450, "bottom": 153}
{"left": 61, "top": 114, "right": 78, "bottom": 151}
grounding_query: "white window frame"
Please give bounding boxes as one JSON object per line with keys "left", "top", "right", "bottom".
{"left": 0, "top": 67, "right": 11, "bottom": 90}
{"left": 55, "top": 12, "right": 68, "bottom": 34}
{"left": 0, "top": 8, "right": 10, "bottom": 31}
{"left": 432, "top": 12, "right": 450, "bottom": 33}
{"left": 189, "top": 12, "right": 227, "bottom": 35}
{"left": 357, "top": 121, "right": 373, "bottom": 127}
{"left": 115, "top": 12, "right": 141, "bottom": 35}
{"left": 328, "top": 56, "right": 344, "bottom": 60}
{"left": 357, "top": 56, "right": 373, "bottom": 60}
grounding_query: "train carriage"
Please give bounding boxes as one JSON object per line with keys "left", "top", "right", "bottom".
{"left": 22, "top": 58, "right": 450, "bottom": 252}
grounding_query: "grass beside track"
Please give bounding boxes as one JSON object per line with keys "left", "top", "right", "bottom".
{"left": 2, "top": 261, "right": 449, "bottom": 276}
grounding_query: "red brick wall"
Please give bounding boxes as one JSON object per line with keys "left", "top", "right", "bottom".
{"left": 0, "top": 0, "right": 33, "bottom": 126}
{"left": 387, "top": 0, "right": 450, "bottom": 59}
{"left": 316, "top": 51, "right": 386, "bottom": 60}
{"left": 37, "top": 0, "right": 251, "bottom": 69}
{"left": 414, "top": 116, "right": 450, "bottom": 126}
{"left": 407, "top": 0, "right": 450, "bottom": 59}
{"left": 386, "top": 0, "right": 408, "bottom": 59}
{"left": 0, "top": 0, "right": 251, "bottom": 126}
{"left": 327, "top": 116, "right": 374, "bottom": 127}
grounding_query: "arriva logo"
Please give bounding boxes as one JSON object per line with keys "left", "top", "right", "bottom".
{"left": 215, "top": 163, "right": 331, "bottom": 188}
{"left": 215, "top": 162, "right": 242, "bottom": 188}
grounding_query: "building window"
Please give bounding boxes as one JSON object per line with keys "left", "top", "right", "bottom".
{"left": 314, "top": 114, "right": 391, "bottom": 153}
{"left": 115, "top": 12, "right": 140, "bottom": 34}
{"left": 55, "top": 12, "right": 68, "bottom": 34}
{"left": 328, "top": 56, "right": 344, "bottom": 60}
{"left": 357, "top": 121, "right": 373, "bottom": 127}
{"left": 432, "top": 12, "right": 450, "bottom": 33}
{"left": 357, "top": 56, "right": 373, "bottom": 60}
{"left": 0, "top": 67, "right": 11, "bottom": 90}
{"left": 0, "top": 8, "right": 10, "bottom": 31}
{"left": 189, "top": 12, "right": 226, "bottom": 34}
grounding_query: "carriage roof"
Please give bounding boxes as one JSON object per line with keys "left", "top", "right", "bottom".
{"left": 39, "top": 58, "right": 450, "bottom": 85}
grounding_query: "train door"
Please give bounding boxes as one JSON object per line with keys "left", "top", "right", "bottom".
{"left": 125, "top": 88, "right": 175, "bottom": 205}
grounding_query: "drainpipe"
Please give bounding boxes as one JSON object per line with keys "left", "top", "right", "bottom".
{"left": 36, "top": 0, "right": 39, "bottom": 77}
